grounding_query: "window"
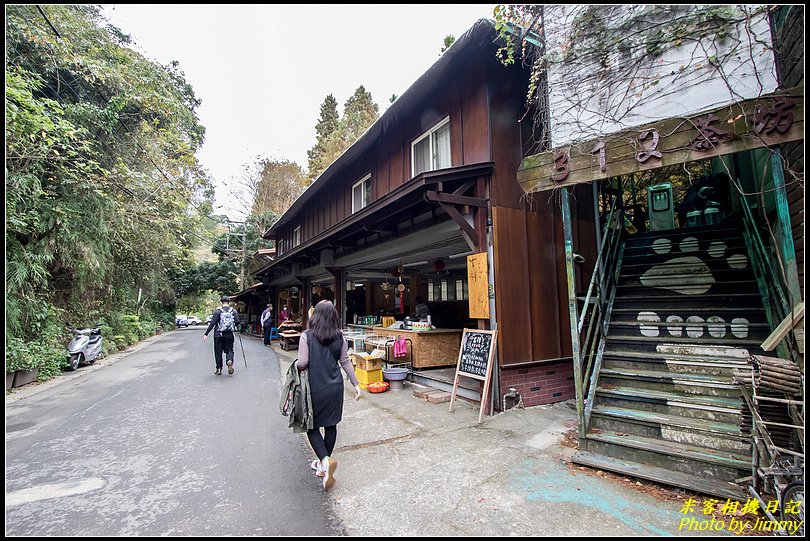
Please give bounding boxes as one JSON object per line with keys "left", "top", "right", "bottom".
{"left": 352, "top": 174, "right": 372, "bottom": 213}
{"left": 455, "top": 279, "right": 468, "bottom": 301}
{"left": 293, "top": 226, "right": 301, "bottom": 247}
{"left": 411, "top": 118, "right": 451, "bottom": 177}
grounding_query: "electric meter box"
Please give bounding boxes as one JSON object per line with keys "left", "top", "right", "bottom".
{"left": 648, "top": 183, "right": 675, "bottom": 231}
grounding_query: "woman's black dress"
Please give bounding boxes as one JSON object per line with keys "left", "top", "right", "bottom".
{"left": 305, "top": 331, "right": 345, "bottom": 427}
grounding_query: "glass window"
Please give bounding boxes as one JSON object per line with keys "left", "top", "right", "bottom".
{"left": 412, "top": 117, "right": 451, "bottom": 177}
{"left": 352, "top": 175, "right": 372, "bottom": 213}
{"left": 293, "top": 226, "right": 301, "bottom": 247}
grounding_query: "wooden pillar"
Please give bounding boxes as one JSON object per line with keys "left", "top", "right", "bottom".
{"left": 327, "top": 267, "right": 346, "bottom": 326}
{"left": 561, "top": 187, "right": 585, "bottom": 438}
{"left": 771, "top": 149, "right": 801, "bottom": 306}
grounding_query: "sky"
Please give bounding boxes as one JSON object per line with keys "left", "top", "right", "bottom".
{"left": 100, "top": 4, "right": 498, "bottom": 219}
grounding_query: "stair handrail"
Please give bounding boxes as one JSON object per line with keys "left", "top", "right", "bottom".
{"left": 578, "top": 196, "right": 620, "bottom": 334}
{"left": 738, "top": 194, "right": 801, "bottom": 365}
{"left": 579, "top": 194, "right": 625, "bottom": 406}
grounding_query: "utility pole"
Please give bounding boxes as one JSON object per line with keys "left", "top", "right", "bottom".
{"left": 221, "top": 221, "right": 247, "bottom": 290}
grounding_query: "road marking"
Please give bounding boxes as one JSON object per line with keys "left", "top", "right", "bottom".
{"left": 6, "top": 478, "right": 107, "bottom": 506}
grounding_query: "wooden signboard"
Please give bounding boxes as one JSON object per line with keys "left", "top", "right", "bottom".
{"left": 517, "top": 86, "right": 804, "bottom": 194}
{"left": 449, "top": 328, "right": 497, "bottom": 423}
{"left": 466, "top": 252, "right": 490, "bottom": 319}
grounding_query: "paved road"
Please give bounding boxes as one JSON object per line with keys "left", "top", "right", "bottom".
{"left": 5, "top": 327, "right": 342, "bottom": 536}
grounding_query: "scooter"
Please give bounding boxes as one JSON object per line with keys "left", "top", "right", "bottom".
{"left": 66, "top": 323, "right": 103, "bottom": 371}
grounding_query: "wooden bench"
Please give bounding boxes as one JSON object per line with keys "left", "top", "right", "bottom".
{"left": 279, "top": 331, "right": 301, "bottom": 351}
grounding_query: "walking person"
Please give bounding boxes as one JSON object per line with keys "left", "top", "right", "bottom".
{"left": 296, "top": 300, "right": 361, "bottom": 491}
{"left": 261, "top": 303, "right": 274, "bottom": 346}
{"left": 203, "top": 296, "right": 239, "bottom": 375}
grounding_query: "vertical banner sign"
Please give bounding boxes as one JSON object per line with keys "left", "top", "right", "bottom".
{"left": 449, "top": 328, "right": 497, "bottom": 423}
{"left": 467, "top": 252, "right": 490, "bottom": 319}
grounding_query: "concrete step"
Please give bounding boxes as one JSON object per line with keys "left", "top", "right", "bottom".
{"left": 607, "top": 320, "right": 770, "bottom": 342}
{"left": 589, "top": 404, "right": 750, "bottom": 454}
{"left": 611, "top": 307, "right": 767, "bottom": 324}
{"left": 601, "top": 355, "right": 747, "bottom": 378}
{"left": 595, "top": 385, "right": 742, "bottom": 424}
{"left": 616, "top": 280, "right": 760, "bottom": 296}
{"left": 571, "top": 450, "right": 747, "bottom": 500}
{"left": 605, "top": 334, "right": 765, "bottom": 352}
{"left": 599, "top": 367, "right": 739, "bottom": 398}
{"left": 583, "top": 429, "right": 749, "bottom": 482}
{"left": 619, "top": 266, "right": 755, "bottom": 283}
{"left": 611, "top": 294, "right": 764, "bottom": 311}
{"left": 410, "top": 370, "right": 481, "bottom": 401}
{"left": 624, "top": 224, "right": 742, "bottom": 242}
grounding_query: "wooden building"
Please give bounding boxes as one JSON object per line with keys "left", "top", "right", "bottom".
{"left": 515, "top": 5, "right": 804, "bottom": 499}
{"left": 256, "top": 19, "right": 598, "bottom": 408}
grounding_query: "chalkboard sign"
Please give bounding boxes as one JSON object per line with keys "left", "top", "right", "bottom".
{"left": 458, "top": 330, "right": 494, "bottom": 378}
{"left": 450, "top": 328, "right": 497, "bottom": 423}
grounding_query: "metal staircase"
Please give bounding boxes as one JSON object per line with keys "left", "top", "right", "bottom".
{"left": 573, "top": 223, "right": 769, "bottom": 499}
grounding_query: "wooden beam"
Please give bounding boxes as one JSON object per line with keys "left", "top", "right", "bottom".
{"left": 519, "top": 87, "right": 804, "bottom": 194}
{"left": 439, "top": 202, "right": 479, "bottom": 251}
{"left": 761, "top": 302, "right": 805, "bottom": 352}
{"left": 425, "top": 191, "right": 486, "bottom": 207}
{"left": 561, "top": 188, "right": 585, "bottom": 439}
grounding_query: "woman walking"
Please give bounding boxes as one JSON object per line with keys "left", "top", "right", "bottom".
{"left": 296, "top": 300, "right": 361, "bottom": 490}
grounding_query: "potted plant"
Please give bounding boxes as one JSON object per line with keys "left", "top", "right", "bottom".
{"left": 6, "top": 337, "right": 39, "bottom": 388}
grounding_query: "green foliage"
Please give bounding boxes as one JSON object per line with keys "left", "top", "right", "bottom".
{"left": 250, "top": 159, "right": 306, "bottom": 219}
{"left": 5, "top": 5, "right": 214, "bottom": 382}
{"left": 440, "top": 35, "right": 456, "bottom": 54}
{"left": 307, "top": 86, "right": 379, "bottom": 180}
{"left": 173, "top": 260, "right": 239, "bottom": 298}
{"left": 307, "top": 95, "right": 340, "bottom": 177}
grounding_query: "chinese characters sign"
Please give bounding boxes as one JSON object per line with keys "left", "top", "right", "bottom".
{"left": 519, "top": 88, "right": 803, "bottom": 193}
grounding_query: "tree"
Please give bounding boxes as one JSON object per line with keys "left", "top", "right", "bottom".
{"left": 251, "top": 159, "right": 307, "bottom": 219}
{"left": 5, "top": 5, "right": 213, "bottom": 371}
{"left": 306, "top": 94, "right": 339, "bottom": 178}
{"left": 440, "top": 35, "right": 456, "bottom": 54}
{"left": 307, "top": 86, "right": 380, "bottom": 180}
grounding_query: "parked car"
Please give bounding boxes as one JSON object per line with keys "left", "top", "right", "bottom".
{"left": 175, "top": 314, "right": 189, "bottom": 327}
{"left": 187, "top": 315, "right": 202, "bottom": 326}
{"left": 205, "top": 314, "right": 213, "bottom": 325}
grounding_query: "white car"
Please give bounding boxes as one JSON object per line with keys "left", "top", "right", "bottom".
{"left": 187, "top": 315, "right": 202, "bottom": 326}
{"left": 175, "top": 315, "right": 189, "bottom": 327}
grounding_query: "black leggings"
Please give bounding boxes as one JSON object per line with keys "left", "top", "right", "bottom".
{"left": 307, "top": 426, "right": 337, "bottom": 461}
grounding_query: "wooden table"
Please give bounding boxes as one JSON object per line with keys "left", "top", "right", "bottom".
{"left": 346, "top": 325, "right": 462, "bottom": 369}
{"left": 279, "top": 331, "right": 301, "bottom": 351}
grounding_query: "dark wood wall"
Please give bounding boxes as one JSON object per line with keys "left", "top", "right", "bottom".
{"left": 772, "top": 5, "right": 804, "bottom": 298}
{"left": 492, "top": 187, "right": 596, "bottom": 365}
{"left": 276, "top": 60, "right": 494, "bottom": 252}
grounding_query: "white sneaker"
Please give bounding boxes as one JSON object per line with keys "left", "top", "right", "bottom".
{"left": 311, "top": 459, "right": 325, "bottom": 477}
{"left": 322, "top": 457, "right": 337, "bottom": 491}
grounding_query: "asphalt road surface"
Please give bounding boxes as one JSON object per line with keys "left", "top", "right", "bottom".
{"left": 5, "top": 327, "right": 342, "bottom": 536}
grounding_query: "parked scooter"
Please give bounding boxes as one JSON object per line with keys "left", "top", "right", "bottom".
{"left": 66, "top": 323, "right": 103, "bottom": 371}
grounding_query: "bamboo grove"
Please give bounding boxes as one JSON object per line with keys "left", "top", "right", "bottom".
{"left": 5, "top": 5, "right": 214, "bottom": 376}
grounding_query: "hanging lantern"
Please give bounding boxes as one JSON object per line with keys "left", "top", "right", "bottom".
{"left": 391, "top": 268, "right": 401, "bottom": 278}
{"left": 432, "top": 259, "right": 446, "bottom": 272}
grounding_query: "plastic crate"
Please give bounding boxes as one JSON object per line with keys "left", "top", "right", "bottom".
{"left": 355, "top": 367, "right": 383, "bottom": 389}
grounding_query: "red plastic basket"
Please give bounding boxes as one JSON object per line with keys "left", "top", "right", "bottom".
{"left": 367, "top": 381, "right": 389, "bottom": 393}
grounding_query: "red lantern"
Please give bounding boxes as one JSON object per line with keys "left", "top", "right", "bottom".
{"left": 432, "top": 259, "right": 445, "bottom": 272}
{"left": 391, "top": 268, "right": 401, "bottom": 278}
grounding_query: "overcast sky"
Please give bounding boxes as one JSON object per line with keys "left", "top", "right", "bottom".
{"left": 100, "top": 4, "right": 497, "bottom": 219}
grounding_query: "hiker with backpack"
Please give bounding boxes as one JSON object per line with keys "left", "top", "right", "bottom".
{"left": 203, "top": 296, "right": 240, "bottom": 376}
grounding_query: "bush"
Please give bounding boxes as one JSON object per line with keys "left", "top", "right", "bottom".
{"left": 6, "top": 336, "right": 66, "bottom": 379}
